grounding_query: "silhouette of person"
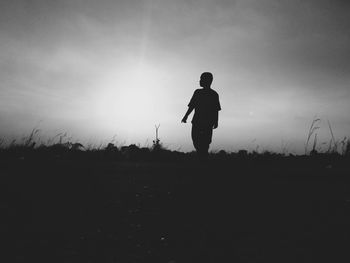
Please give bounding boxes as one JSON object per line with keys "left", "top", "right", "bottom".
{"left": 182, "top": 72, "right": 221, "bottom": 160}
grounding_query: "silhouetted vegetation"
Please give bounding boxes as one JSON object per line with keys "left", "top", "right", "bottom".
{"left": 1, "top": 125, "right": 350, "bottom": 163}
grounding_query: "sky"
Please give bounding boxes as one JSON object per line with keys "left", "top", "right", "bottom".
{"left": 1, "top": 0, "right": 349, "bottom": 153}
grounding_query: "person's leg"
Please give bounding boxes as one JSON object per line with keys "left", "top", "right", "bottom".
{"left": 192, "top": 124, "right": 214, "bottom": 161}
{"left": 192, "top": 125, "right": 206, "bottom": 161}
{"left": 191, "top": 124, "right": 200, "bottom": 152}
{"left": 203, "top": 126, "right": 213, "bottom": 154}
{"left": 198, "top": 127, "right": 212, "bottom": 161}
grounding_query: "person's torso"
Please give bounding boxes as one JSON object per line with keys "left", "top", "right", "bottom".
{"left": 192, "top": 88, "right": 218, "bottom": 125}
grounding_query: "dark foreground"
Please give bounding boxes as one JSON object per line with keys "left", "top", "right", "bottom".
{"left": 1, "top": 157, "right": 350, "bottom": 262}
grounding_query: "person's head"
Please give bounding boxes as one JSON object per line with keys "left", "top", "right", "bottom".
{"left": 199, "top": 72, "right": 213, "bottom": 89}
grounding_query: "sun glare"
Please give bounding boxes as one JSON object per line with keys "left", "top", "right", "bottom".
{"left": 117, "top": 67, "right": 157, "bottom": 119}
{"left": 94, "top": 62, "right": 167, "bottom": 137}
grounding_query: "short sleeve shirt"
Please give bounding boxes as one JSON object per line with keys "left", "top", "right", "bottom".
{"left": 188, "top": 88, "right": 221, "bottom": 126}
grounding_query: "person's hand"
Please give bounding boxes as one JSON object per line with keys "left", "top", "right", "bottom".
{"left": 181, "top": 117, "right": 187, "bottom": 123}
{"left": 213, "top": 123, "right": 218, "bottom": 129}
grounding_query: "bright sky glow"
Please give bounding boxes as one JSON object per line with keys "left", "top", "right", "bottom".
{"left": 1, "top": 0, "right": 350, "bottom": 153}
{"left": 93, "top": 61, "right": 168, "bottom": 136}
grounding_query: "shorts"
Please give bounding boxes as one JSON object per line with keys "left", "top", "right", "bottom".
{"left": 191, "top": 124, "right": 213, "bottom": 151}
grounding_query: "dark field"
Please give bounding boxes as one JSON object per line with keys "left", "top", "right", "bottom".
{"left": 1, "top": 155, "right": 350, "bottom": 262}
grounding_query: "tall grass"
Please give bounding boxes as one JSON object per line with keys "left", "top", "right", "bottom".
{"left": 327, "top": 120, "right": 339, "bottom": 153}
{"left": 304, "top": 117, "right": 350, "bottom": 155}
{"left": 305, "top": 117, "right": 320, "bottom": 155}
{"left": 1, "top": 120, "right": 349, "bottom": 161}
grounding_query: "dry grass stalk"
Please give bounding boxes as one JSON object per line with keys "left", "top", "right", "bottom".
{"left": 327, "top": 120, "right": 338, "bottom": 153}
{"left": 305, "top": 117, "right": 320, "bottom": 155}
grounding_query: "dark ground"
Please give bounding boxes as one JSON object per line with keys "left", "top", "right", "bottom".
{"left": 1, "top": 156, "right": 350, "bottom": 262}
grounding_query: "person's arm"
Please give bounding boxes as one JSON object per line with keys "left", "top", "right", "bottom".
{"left": 181, "top": 106, "right": 194, "bottom": 123}
{"left": 182, "top": 90, "right": 197, "bottom": 123}
{"left": 213, "top": 93, "right": 221, "bottom": 129}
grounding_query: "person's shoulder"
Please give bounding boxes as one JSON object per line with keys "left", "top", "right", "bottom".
{"left": 193, "top": 88, "right": 202, "bottom": 95}
{"left": 210, "top": 88, "right": 219, "bottom": 96}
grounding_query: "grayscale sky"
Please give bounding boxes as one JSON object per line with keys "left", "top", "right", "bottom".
{"left": 1, "top": 0, "right": 349, "bottom": 153}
